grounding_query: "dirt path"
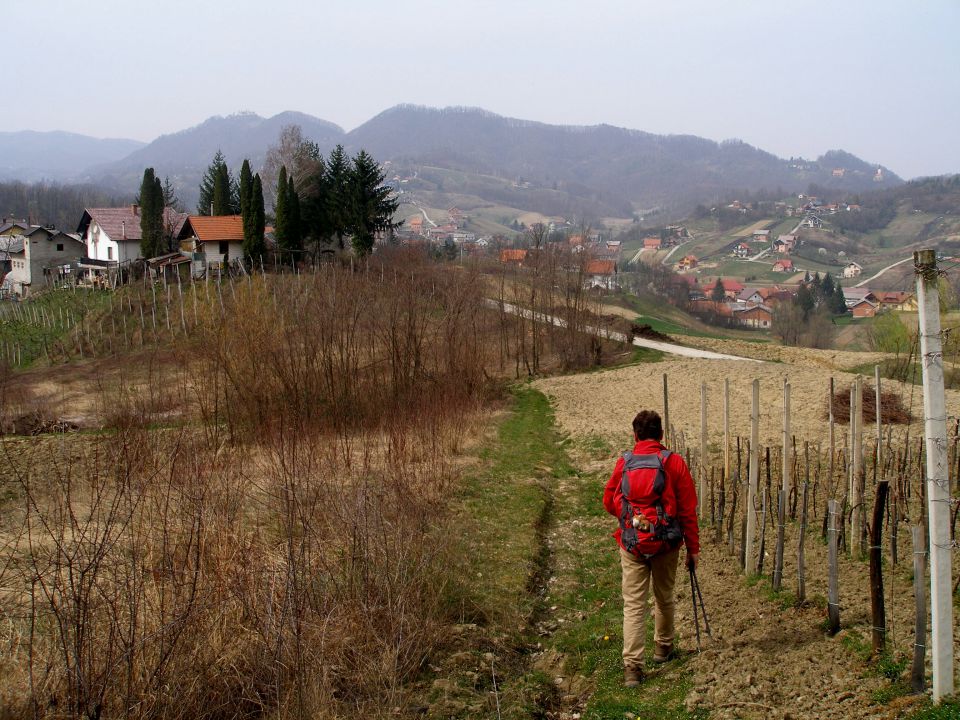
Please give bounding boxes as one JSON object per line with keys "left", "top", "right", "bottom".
{"left": 856, "top": 256, "right": 913, "bottom": 287}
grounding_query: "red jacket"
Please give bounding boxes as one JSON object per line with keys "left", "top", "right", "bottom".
{"left": 603, "top": 439, "right": 700, "bottom": 555}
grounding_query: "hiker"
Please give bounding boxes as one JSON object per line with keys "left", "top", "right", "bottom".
{"left": 602, "top": 410, "right": 700, "bottom": 687}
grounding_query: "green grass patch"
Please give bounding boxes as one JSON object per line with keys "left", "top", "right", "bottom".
{"left": 0, "top": 287, "right": 111, "bottom": 367}
{"left": 905, "top": 698, "right": 960, "bottom": 719}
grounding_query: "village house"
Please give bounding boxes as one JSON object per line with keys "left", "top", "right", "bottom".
{"left": 842, "top": 287, "right": 879, "bottom": 308}
{"left": 733, "top": 242, "right": 750, "bottom": 258}
{"left": 408, "top": 215, "right": 424, "bottom": 235}
{"left": 872, "top": 291, "right": 915, "bottom": 311}
{"left": 772, "top": 258, "right": 794, "bottom": 273}
{"left": 752, "top": 229, "right": 770, "bottom": 241}
{"left": 678, "top": 254, "right": 698, "bottom": 270}
{"left": 643, "top": 236, "right": 662, "bottom": 250}
{"left": 842, "top": 261, "right": 863, "bottom": 278}
{"left": 177, "top": 216, "right": 246, "bottom": 267}
{"left": 1, "top": 226, "right": 85, "bottom": 297}
{"left": 773, "top": 234, "right": 797, "bottom": 254}
{"left": 850, "top": 298, "right": 878, "bottom": 318}
{"left": 702, "top": 278, "right": 744, "bottom": 301}
{"left": 499, "top": 248, "right": 527, "bottom": 265}
{"left": 584, "top": 258, "right": 618, "bottom": 290}
{"left": 732, "top": 304, "right": 773, "bottom": 329}
{"left": 79, "top": 205, "right": 189, "bottom": 269}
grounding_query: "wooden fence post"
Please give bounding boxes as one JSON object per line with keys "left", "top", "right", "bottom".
{"left": 870, "top": 481, "right": 889, "bottom": 654}
{"left": 746, "top": 379, "right": 760, "bottom": 574}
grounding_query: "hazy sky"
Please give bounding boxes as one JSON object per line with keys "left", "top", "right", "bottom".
{"left": 5, "top": 0, "right": 958, "bottom": 178}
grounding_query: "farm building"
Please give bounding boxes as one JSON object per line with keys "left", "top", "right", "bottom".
{"left": 1, "top": 226, "right": 85, "bottom": 297}
{"left": 702, "top": 278, "right": 745, "bottom": 300}
{"left": 732, "top": 304, "right": 773, "bottom": 329}
{"left": 772, "top": 259, "right": 794, "bottom": 273}
{"left": 678, "top": 255, "right": 698, "bottom": 270}
{"left": 849, "top": 299, "right": 878, "bottom": 318}
{"left": 499, "top": 249, "right": 527, "bottom": 265}
{"left": 842, "top": 261, "right": 863, "bottom": 278}
{"left": 643, "top": 236, "right": 662, "bottom": 250}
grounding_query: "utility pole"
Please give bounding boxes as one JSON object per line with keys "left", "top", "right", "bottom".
{"left": 745, "top": 379, "right": 760, "bottom": 574}
{"left": 915, "top": 248, "right": 954, "bottom": 702}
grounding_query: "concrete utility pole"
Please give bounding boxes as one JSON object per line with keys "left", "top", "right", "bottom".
{"left": 745, "top": 379, "right": 760, "bottom": 574}
{"left": 915, "top": 248, "right": 954, "bottom": 702}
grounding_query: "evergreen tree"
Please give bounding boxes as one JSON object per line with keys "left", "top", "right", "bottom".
{"left": 212, "top": 162, "right": 232, "bottom": 215}
{"left": 139, "top": 167, "right": 165, "bottom": 258}
{"left": 347, "top": 149, "right": 399, "bottom": 256}
{"left": 161, "top": 177, "right": 182, "bottom": 211}
{"left": 274, "top": 166, "right": 290, "bottom": 261}
{"left": 198, "top": 150, "right": 228, "bottom": 215}
{"left": 326, "top": 145, "right": 350, "bottom": 249}
{"left": 831, "top": 283, "right": 847, "bottom": 314}
{"left": 300, "top": 154, "right": 331, "bottom": 248}
{"left": 821, "top": 272, "right": 835, "bottom": 299}
{"left": 796, "top": 284, "right": 815, "bottom": 319}
{"left": 710, "top": 278, "right": 727, "bottom": 303}
{"left": 240, "top": 159, "right": 254, "bottom": 260}
{"left": 287, "top": 174, "right": 302, "bottom": 255}
{"left": 250, "top": 174, "right": 266, "bottom": 262}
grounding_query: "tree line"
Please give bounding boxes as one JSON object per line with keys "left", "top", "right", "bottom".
{"left": 0, "top": 181, "right": 132, "bottom": 231}
{"left": 184, "top": 128, "right": 399, "bottom": 263}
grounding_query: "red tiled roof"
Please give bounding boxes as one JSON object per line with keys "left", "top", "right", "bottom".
{"left": 585, "top": 259, "right": 615, "bottom": 275}
{"left": 80, "top": 206, "right": 188, "bottom": 243}
{"left": 181, "top": 215, "right": 245, "bottom": 243}
{"left": 500, "top": 249, "right": 527, "bottom": 263}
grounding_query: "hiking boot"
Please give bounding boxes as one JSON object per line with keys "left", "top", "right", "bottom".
{"left": 623, "top": 666, "right": 644, "bottom": 688}
{"left": 652, "top": 645, "right": 676, "bottom": 663}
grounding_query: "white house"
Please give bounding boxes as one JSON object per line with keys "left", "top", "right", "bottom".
{"left": 0, "top": 226, "right": 85, "bottom": 297}
{"left": 78, "top": 205, "right": 189, "bottom": 266}
{"left": 842, "top": 261, "right": 863, "bottom": 278}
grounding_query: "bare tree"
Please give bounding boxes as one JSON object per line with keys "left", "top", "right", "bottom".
{"left": 262, "top": 125, "right": 323, "bottom": 204}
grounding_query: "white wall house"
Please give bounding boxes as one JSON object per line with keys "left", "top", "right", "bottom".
{"left": 78, "top": 206, "right": 189, "bottom": 267}
{"left": 0, "top": 227, "right": 85, "bottom": 297}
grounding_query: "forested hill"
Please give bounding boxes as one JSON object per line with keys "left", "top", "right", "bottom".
{"left": 0, "top": 131, "right": 144, "bottom": 183}
{"left": 345, "top": 105, "right": 902, "bottom": 215}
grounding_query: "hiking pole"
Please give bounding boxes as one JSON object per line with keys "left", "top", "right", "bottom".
{"left": 689, "top": 566, "right": 702, "bottom": 652}
{"left": 691, "top": 567, "right": 712, "bottom": 638}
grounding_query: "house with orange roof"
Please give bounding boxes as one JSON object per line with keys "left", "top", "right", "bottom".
{"left": 772, "top": 258, "right": 794, "bottom": 273}
{"left": 584, "top": 258, "right": 618, "bottom": 290}
{"left": 178, "top": 215, "right": 246, "bottom": 266}
{"left": 643, "top": 236, "right": 662, "bottom": 250}
{"left": 678, "top": 254, "right": 698, "bottom": 270}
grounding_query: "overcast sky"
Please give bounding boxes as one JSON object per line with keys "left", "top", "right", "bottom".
{"left": 4, "top": 0, "right": 958, "bottom": 179}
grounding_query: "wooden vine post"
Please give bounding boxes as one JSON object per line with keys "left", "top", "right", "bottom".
{"left": 773, "top": 380, "right": 789, "bottom": 590}
{"left": 869, "top": 481, "right": 889, "bottom": 654}
{"left": 915, "top": 248, "right": 955, "bottom": 701}
{"left": 911, "top": 525, "right": 927, "bottom": 693}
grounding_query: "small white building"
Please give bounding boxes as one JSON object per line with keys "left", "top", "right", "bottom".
{"left": 177, "top": 215, "right": 245, "bottom": 267}
{"left": 1, "top": 226, "right": 85, "bottom": 297}
{"left": 842, "top": 261, "right": 863, "bottom": 278}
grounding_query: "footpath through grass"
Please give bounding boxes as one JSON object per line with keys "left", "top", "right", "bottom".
{"left": 448, "top": 386, "right": 702, "bottom": 719}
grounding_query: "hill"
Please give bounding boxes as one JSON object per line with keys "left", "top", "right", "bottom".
{"left": 0, "top": 131, "right": 144, "bottom": 182}
{"left": 347, "top": 105, "right": 901, "bottom": 220}
{"left": 88, "top": 112, "right": 346, "bottom": 211}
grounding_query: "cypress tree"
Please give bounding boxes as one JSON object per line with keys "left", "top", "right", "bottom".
{"left": 240, "top": 159, "right": 255, "bottom": 261}
{"left": 213, "top": 162, "right": 231, "bottom": 216}
{"left": 274, "top": 166, "right": 290, "bottom": 261}
{"left": 139, "top": 167, "right": 164, "bottom": 258}
{"left": 252, "top": 174, "right": 266, "bottom": 261}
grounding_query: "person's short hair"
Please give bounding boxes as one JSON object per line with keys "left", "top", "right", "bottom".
{"left": 632, "top": 410, "right": 663, "bottom": 441}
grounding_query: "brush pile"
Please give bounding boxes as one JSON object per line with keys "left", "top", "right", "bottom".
{"left": 827, "top": 384, "right": 912, "bottom": 425}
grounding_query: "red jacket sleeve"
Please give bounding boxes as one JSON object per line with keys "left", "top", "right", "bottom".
{"left": 667, "top": 453, "right": 700, "bottom": 554}
{"left": 603, "top": 456, "right": 625, "bottom": 517}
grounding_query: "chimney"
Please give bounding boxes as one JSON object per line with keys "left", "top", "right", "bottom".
{"left": 132, "top": 204, "right": 139, "bottom": 216}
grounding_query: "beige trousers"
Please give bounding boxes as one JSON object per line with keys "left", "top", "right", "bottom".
{"left": 619, "top": 545, "right": 680, "bottom": 668}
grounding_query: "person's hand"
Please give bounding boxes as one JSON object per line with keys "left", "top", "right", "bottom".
{"left": 686, "top": 552, "right": 699, "bottom": 571}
